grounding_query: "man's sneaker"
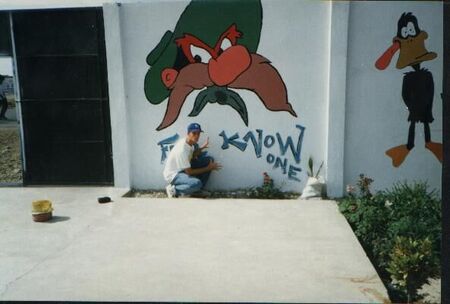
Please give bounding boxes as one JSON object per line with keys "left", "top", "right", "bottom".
{"left": 190, "top": 189, "right": 211, "bottom": 198}
{"left": 166, "top": 184, "right": 177, "bottom": 198}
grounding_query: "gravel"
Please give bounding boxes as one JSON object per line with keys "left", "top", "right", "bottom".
{"left": 125, "top": 188, "right": 300, "bottom": 199}
{"left": 0, "top": 127, "right": 22, "bottom": 183}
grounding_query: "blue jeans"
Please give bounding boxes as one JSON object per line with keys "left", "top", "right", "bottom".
{"left": 171, "top": 152, "right": 214, "bottom": 196}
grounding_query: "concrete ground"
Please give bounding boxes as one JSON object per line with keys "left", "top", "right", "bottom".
{"left": 0, "top": 187, "right": 389, "bottom": 303}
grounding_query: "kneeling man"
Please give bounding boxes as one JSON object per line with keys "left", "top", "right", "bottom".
{"left": 164, "top": 123, "right": 222, "bottom": 198}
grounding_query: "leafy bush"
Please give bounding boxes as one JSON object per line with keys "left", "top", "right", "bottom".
{"left": 249, "top": 173, "right": 287, "bottom": 199}
{"left": 249, "top": 182, "right": 287, "bottom": 199}
{"left": 338, "top": 175, "right": 441, "bottom": 303}
{"left": 387, "top": 237, "right": 439, "bottom": 303}
{"left": 356, "top": 173, "right": 374, "bottom": 198}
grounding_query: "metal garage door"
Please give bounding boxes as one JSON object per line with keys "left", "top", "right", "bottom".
{"left": 12, "top": 8, "right": 113, "bottom": 185}
{"left": 443, "top": 3, "right": 449, "bottom": 301}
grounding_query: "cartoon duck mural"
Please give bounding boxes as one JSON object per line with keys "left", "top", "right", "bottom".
{"left": 144, "top": 0, "right": 297, "bottom": 131}
{"left": 375, "top": 12, "right": 442, "bottom": 167}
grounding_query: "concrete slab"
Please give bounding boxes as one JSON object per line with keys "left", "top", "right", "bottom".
{"left": 0, "top": 187, "right": 389, "bottom": 303}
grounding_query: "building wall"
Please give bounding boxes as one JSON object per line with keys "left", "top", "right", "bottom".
{"left": 345, "top": 1, "right": 443, "bottom": 192}
{"left": 112, "top": 0, "right": 331, "bottom": 192}
{"left": 104, "top": 0, "right": 442, "bottom": 195}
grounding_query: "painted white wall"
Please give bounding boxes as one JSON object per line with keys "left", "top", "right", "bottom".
{"left": 104, "top": 3, "right": 131, "bottom": 188}
{"left": 115, "top": 0, "right": 331, "bottom": 191}
{"left": 325, "top": 1, "right": 349, "bottom": 197}
{"left": 344, "top": 1, "right": 443, "bottom": 192}
{"left": 103, "top": 0, "right": 442, "bottom": 195}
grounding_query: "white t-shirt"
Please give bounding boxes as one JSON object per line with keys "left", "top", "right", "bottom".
{"left": 163, "top": 138, "right": 194, "bottom": 183}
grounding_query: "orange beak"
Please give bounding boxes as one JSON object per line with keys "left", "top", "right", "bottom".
{"left": 375, "top": 41, "right": 400, "bottom": 70}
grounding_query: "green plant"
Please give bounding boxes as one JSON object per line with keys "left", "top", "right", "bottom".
{"left": 338, "top": 177, "right": 441, "bottom": 303}
{"left": 249, "top": 174, "right": 287, "bottom": 199}
{"left": 249, "top": 182, "right": 287, "bottom": 199}
{"left": 307, "top": 156, "right": 323, "bottom": 178}
{"left": 383, "top": 183, "right": 441, "bottom": 257}
{"left": 387, "top": 237, "right": 439, "bottom": 303}
{"left": 356, "top": 173, "right": 374, "bottom": 197}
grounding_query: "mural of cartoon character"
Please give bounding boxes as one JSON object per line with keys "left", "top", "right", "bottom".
{"left": 144, "top": 0, "right": 297, "bottom": 131}
{"left": 375, "top": 12, "right": 442, "bottom": 167}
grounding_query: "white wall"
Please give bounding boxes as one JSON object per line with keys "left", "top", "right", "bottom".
{"left": 344, "top": 1, "right": 443, "bottom": 192}
{"left": 113, "top": 0, "right": 331, "bottom": 191}
{"left": 104, "top": 0, "right": 443, "bottom": 195}
{"left": 104, "top": 3, "right": 132, "bottom": 188}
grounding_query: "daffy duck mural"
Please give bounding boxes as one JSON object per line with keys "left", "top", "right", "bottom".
{"left": 375, "top": 12, "right": 442, "bottom": 167}
{"left": 144, "top": 0, "right": 297, "bottom": 131}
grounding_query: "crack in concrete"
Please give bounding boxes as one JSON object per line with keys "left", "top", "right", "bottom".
{"left": 0, "top": 251, "right": 55, "bottom": 297}
{"left": 0, "top": 213, "right": 112, "bottom": 298}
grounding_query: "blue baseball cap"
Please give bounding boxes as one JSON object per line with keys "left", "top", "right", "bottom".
{"left": 187, "top": 122, "right": 203, "bottom": 133}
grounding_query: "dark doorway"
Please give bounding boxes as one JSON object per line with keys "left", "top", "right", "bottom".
{"left": 12, "top": 8, "right": 113, "bottom": 185}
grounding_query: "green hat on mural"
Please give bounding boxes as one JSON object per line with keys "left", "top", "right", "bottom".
{"left": 144, "top": 0, "right": 263, "bottom": 105}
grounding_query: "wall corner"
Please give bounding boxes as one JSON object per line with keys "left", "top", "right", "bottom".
{"left": 325, "top": 1, "right": 350, "bottom": 198}
{"left": 103, "top": 3, "right": 131, "bottom": 188}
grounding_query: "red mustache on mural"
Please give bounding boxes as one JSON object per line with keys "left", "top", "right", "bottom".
{"left": 157, "top": 25, "right": 296, "bottom": 130}
{"left": 158, "top": 25, "right": 297, "bottom": 130}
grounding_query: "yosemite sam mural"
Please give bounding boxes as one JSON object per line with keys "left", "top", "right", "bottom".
{"left": 375, "top": 12, "right": 442, "bottom": 167}
{"left": 144, "top": 0, "right": 297, "bottom": 131}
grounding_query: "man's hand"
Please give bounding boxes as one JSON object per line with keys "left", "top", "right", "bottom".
{"left": 200, "top": 137, "right": 209, "bottom": 150}
{"left": 184, "top": 159, "right": 222, "bottom": 176}
{"left": 207, "top": 160, "right": 222, "bottom": 171}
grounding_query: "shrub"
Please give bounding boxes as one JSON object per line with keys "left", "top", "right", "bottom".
{"left": 249, "top": 172, "right": 287, "bottom": 199}
{"left": 356, "top": 173, "right": 374, "bottom": 198}
{"left": 338, "top": 175, "right": 441, "bottom": 303}
{"left": 249, "top": 181, "right": 286, "bottom": 199}
{"left": 387, "top": 237, "right": 439, "bottom": 303}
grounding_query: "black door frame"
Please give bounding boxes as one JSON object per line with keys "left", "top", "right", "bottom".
{"left": 10, "top": 7, "right": 114, "bottom": 186}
